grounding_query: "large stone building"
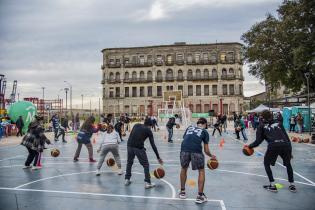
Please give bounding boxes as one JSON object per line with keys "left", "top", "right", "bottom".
{"left": 101, "top": 42, "right": 244, "bottom": 117}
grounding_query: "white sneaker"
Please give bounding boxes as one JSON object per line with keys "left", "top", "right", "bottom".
{"left": 32, "top": 166, "right": 42, "bottom": 170}
{"left": 145, "top": 182, "right": 156, "bottom": 189}
{"left": 23, "top": 165, "right": 32, "bottom": 169}
{"left": 117, "top": 169, "right": 124, "bottom": 175}
{"left": 96, "top": 169, "right": 101, "bottom": 176}
{"left": 125, "top": 179, "right": 132, "bottom": 186}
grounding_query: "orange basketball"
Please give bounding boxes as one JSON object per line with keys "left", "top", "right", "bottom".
{"left": 106, "top": 158, "right": 115, "bottom": 167}
{"left": 176, "top": 124, "right": 180, "bottom": 129}
{"left": 153, "top": 167, "right": 165, "bottom": 179}
{"left": 242, "top": 145, "right": 254, "bottom": 156}
{"left": 51, "top": 148, "right": 60, "bottom": 157}
{"left": 207, "top": 157, "right": 219, "bottom": 170}
{"left": 303, "top": 138, "right": 310, "bottom": 143}
{"left": 298, "top": 138, "right": 303, "bottom": 143}
{"left": 291, "top": 136, "right": 298, "bottom": 142}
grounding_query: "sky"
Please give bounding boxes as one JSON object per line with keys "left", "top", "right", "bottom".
{"left": 0, "top": 0, "right": 282, "bottom": 109}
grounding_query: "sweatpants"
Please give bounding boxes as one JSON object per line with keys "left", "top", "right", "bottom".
{"left": 25, "top": 147, "right": 39, "bottom": 166}
{"left": 74, "top": 143, "right": 93, "bottom": 159}
{"left": 125, "top": 146, "right": 151, "bottom": 183}
{"left": 97, "top": 144, "right": 121, "bottom": 169}
{"left": 167, "top": 127, "right": 173, "bottom": 141}
{"left": 264, "top": 145, "right": 294, "bottom": 183}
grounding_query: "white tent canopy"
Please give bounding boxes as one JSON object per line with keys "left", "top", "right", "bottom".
{"left": 247, "top": 104, "right": 281, "bottom": 113}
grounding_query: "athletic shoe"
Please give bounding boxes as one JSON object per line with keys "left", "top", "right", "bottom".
{"left": 32, "top": 166, "right": 42, "bottom": 170}
{"left": 168, "top": 140, "right": 173, "bottom": 143}
{"left": 179, "top": 190, "right": 186, "bottom": 199}
{"left": 89, "top": 159, "right": 97, "bottom": 163}
{"left": 263, "top": 185, "right": 278, "bottom": 192}
{"left": 62, "top": 140, "right": 67, "bottom": 143}
{"left": 54, "top": 138, "right": 59, "bottom": 141}
{"left": 195, "top": 193, "right": 208, "bottom": 204}
{"left": 22, "top": 165, "right": 32, "bottom": 169}
{"left": 73, "top": 158, "right": 79, "bottom": 162}
{"left": 125, "top": 179, "right": 132, "bottom": 186}
{"left": 117, "top": 169, "right": 124, "bottom": 175}
{"left": 145, "top": 182, "right": 156, "bottom": 189}
{"left": 96, "top": 169, "right": 101, "bottom": 176}
{"left": 289, "top": 185, "right": 297, "bottom": 193}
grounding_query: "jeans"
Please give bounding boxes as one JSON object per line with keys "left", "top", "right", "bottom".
{"left": 167, "top": 127, "right": 173, "bottom": 141}
{"left": 53, "top": 126, "right": 58, "bottom": 139}
{"left": 97, "top": 144, "right": 121, "bottom": 169}
{"left": 241, "top": 128, "right": 248, "bottom": 140}
{"left": 25, "top": 147, "right": 39, "bottom": 166}
{"left": 289, "top": 124, "right": 295, "bottom": 132}
{"left": 125, "top": 146, "right": 151, "bottom": 183}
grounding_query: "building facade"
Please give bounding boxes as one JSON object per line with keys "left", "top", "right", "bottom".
{"left": 101, "top": 42, "right": 244, "bottom": 117}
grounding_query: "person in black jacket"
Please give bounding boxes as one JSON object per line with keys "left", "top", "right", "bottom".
{"left": 246, "top": 110, "right": 296, "bottom": 193}
{"left": 114, "top": 119, "right": 124, "bottom": 141}
{"left": 57, "top": 115, "right": 69, "bottom": 143}
{"left": 16, "top": 116, "right": 24, "bottom": 137}
{"left": 125, "top": 118, "right": 163, "bottom": 189}
{"left": 166, "top": 117, "right": 177, "bottom": 143}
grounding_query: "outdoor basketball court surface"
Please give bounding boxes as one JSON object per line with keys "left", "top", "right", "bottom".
{"left": 0, "top": 126, "right": 314, "bottom": 210}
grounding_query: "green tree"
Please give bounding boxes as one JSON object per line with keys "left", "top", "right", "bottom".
{"left": 241, "top": 0, "right": 315, "bottom": 92}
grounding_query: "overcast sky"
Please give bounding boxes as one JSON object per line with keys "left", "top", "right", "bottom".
{"left": 0, "top": 0, "right": 281, "bottom": 109}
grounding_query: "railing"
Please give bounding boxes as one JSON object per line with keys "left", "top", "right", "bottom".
{"left": 107, "top": 79, "right": 122, "bottom": 84}
{"left": 155, "top": 61, "right": 163, "bottom": 66}
{"left": 107, "top": 63, "right": 121, "bottom": 68}
{"left": 165, "top": 77, "right": 175, "bottom": 81}
{"left": 177, "top": 77, "right": 184, "bottom": 81}
{"left": 165, "top": 61, "right": 174, "bottom": 66}
{"left": 124, "top": 62, "right": 153, "bottom": 68}
{"left": 155, "top": 78, "right": 163, "bottom": 82}
{"left": 188, "top": 75, "right": 218, "bottom": 81}
{"left": 221, "top": 75, "right": 236, "bottom": 80}
{"left": 176, "top": 60, "right": 185, "bottom": 65}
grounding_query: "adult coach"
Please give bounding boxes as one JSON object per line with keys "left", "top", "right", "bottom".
{"left": 125, "top": 118, "right": 163, "bottom": 189}
{"left": 179, "top": 118, "right": 215, "bottom": 204}
{"left": 247, "top": 110, "right": 296, "bottom": 193}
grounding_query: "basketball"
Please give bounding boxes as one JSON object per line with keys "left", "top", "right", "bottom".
{"left": 153, "top": 167, "right": 165, "bottom": 179}
{"left": 106, "top": 158, "right": 115, "bottom": 167}
{"left": 291, "top": 136, "right": 298, "bottom": 142}
{"left": 51, "top": 148, "right": 60, "bottom": 157}
{"left": 176, "top": 124, "right": 180, "bottom": 129}
{"left": 207, "top": 157, "right": 219, "bottom": 170}
{"left": 122, "top": 132, "right": 126, "bottom": 137}
{"left": 242, "top": 145, "right": 254, "bottom": 156}
{"left": 298, "top": 138, "right": 303, "bottom": 143}
{"left": 303, "top": 138, "right": 310, "bottom": 143}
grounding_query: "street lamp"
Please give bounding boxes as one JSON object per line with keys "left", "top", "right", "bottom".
{"left": 81, "top": 94, "right": 84, "bottom": 110}
{"left": 64, "top": 88, "right": 69, "bottom": 112}
{"left": 42, "top": 87, "right": 45, "bottom": 114}
{"left": 64, "top": 81, "right": 72, "bottom": 114}
{"left": 304, "top": 72, "right": 311, "bottom": 136}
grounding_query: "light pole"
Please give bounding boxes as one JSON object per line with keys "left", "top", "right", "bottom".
{"left": 42, "top": 87, "right": 45, "bottom": 114}
{"left": 90, "top": 98, "right": 92, "bottom": 116}
{"left": 64, "top": 88, "right": 69, "bottom": 113}
{"left": 304, "top": 72, "right": 311, "bottom": 136}
{"left": 64, "top": 81, "right": 72, "bottom": 114}
{"left": 81, "top": 94, "right": 84, "bottom": 110}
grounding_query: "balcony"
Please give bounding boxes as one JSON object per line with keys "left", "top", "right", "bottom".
{"left": 107, "top": 79, "right": 122, "bottom": 84}
{"left": 221, "top": 75, "right": 236, "bottom": 80}
{"left": 101, "top": 64, "right": 105, "bottom": 69}
{"left": 107, "top": 63, "right": 121, "bottom": 68}
{"left": 165, "top": 77, "right": 175, "bottom": 81}
{"left": 155, "top": 77, "right": 164, "bottom": 82}
{"left": 176, "top": 60, "right": 185, "bottom": 65}
{"left": 101, "top": 79, "right": 105, "bottom": 84}
{"left": 155, "top": 61, "right": 163, "bottom": 66}
{"left": 176, "top": 77, "right": 184, "bottom": 81}
{"left": 189, "top": 75, "right": 218, "bottom": 81}
{"left": 165, "top": 61, "right": 174, "bottom": 66}
{"left": 124, "top": 62, "right": 153, "bottom": 68}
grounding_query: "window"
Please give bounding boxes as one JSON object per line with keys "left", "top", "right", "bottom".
{"left": 115, "top": 72, "right": 120, "bottom": 80}
{"left": 147, "top": 71, "right": 152, "bottom": 80}
{"left": 223, "top": 84, "right": 227, "bottom": 95}
{"left": 109, "top": 91, "right": 114, "bottom": 98}
{"left": 140, "top": 71, "right": 145, "bottom": 79}
{"left": 187, "top": 54, "right": 193, "bottom": 63}
{"left": 132, "top": 71, "right": 137, "bottom": 79}
{"left": 187, "top": 69, "right": 193, "bottom": 80}
{"left": 195, "top": 53, "right": 200, "bottom": 63}
{"left": 166, "top": 69, "right": 173, "bottom": 80}
{"left": 132, "top": 56, "right": 137, "bottom": 64}
{"left": 239, "top": 84, "right": 243, "bottom": 94}
{"left": 124, "top": 72, "right": 129, "bottom": 79}
{"left": 132, "top": 87, "right": 137, "bottom": 97}
{"left": 147, "top": 86, "right": 152, "bottom": 96}
{"left": 204, "top": 104, "right": 210, "bottom": 112}
{"left": 156, "top": 70, "right": 162, "bottom": 81}
{"left": 178, "top": 70, "right": 183, "bottom": 80}
{"left": 196, "top": 104, "right": 201, "bottom": 113}
{"left": 116, "top": 59, "right": 120, "bottom": 64}
{"left": 229, "top": 84, "right": 234, "bottom": 95}
{"left": 212, "top": 69, "right": 217, "bottom": 77}
{"left": 196, "top": 69, "right": 201, "bottom": 79}
{"left": 125, "top": 87, "right": 129, "bottom": 97}
{"left": 188, "top": 85, "right": 193, "bottom": 96}
{"left": 156, "top": 55, "right": 162, "bottom": 62}
{"left": 166, "top": 54, "right": 172, "bottom": 63}
{"left": 139, "top": 55, "right": 145, "bottom": 65}
{"left": 210, "top": 53, "right": 217, "bottom": 62}
{"left": 109, "top": 59, "right": 115, "bottom": 64}
{"left": 109, "top": 72, "right": 114, "bottom": 80}
{"left": 140, "top": 87, "right": 145, "bottom": 97}
{"left": 226, "top": 52, "right": 234, "bottom": 62}
{"left": 196, "top": 85, "right": 201, "bottom": 96}
{"left": 204, "top": 69, "right": 209, "bottom": 77}
{"left": 177, "top": 54, "right": 183, "bottom": 61}
{"left": 157, "top": 86, "right": 162, "bottom": 96}
{"left": 147, "top": 55, "right": 153, "bottom": 64}
{"left": 124, "top": 58, "right": 129, "bottom": 64}
{"left": 166, "top": 86, "right": 173, "bottom": 91}
{"left": 222, "top": 68, "right": 227, "bottom": 76}
{"left": 204, "top": 85, "right": 209, "bottom": 96}
{"left": 229, "top": 68, "right": 234, "bottom": 74}
{"left": 220, "top": 53, "right": 226, "bottom": 62}
{"left": 115, "top": 87, "right": 120, "bottom": 97}
{"left": 178, "top": 85, "right": 183, "bottom": 92}
{"left": 203, "top": 53, "right": 208, "bottom": 61}
{"left": 212, "top": 85, "right": 217, "bottom": 95}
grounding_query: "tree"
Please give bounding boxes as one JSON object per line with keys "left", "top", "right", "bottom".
{"left": 241, "top": 0, "right": 315, "bottom": 92}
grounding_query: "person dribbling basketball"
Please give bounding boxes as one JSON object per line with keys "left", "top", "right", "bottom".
{"left": 179, "top": 118, "right": 215, "bottom": 204}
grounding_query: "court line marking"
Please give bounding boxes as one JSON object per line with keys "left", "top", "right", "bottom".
{"left": 226, "top": 132, "right": 315, "bottom": 186}
{"left": 0, "top": 155, "right": 23, "bottom": 162}
{"left": 0, "top": 187, "right": 226, "bottom": 210}
{"left": 14, "top": 170, "right": 176, "bottom": 198}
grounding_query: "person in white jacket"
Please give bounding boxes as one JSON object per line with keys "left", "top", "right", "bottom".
{"left": 96, "top": 124, "right": 123, "bottom": 176}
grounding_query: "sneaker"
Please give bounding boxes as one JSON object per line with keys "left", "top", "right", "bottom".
{"left": 117, "top": 169, "right": 124, "bottom": 175}
{"left": 89, "top": 159, "right": 97, "bottom": 163}
{"left": 263, "top": 185, "right": 278, "bottom": 192}
{"left": 73, "top": 158, "right": 79, "bottom": 162}
{"left": 168, "top": 140, "right": 173, "bottom": 143}
{"left": 96, "top": 169, "right": 101, "bottom": 176}
{"left": 145, "top": 182, "right": 156, "bottom": 189}
{"left": 22, "top": 165, "right": 32, "bottom": 169}
{"left": 289, "top": 185, "right": 297, "bottom": 193}
{"left": 125, "top": 179, "right": 132, "bottom": 186}
{"left": 179, "top": 190, "right": 186, "bottom": 199}
{"left": 32, "top": 166, "right": 42, "bottom": 170}
{"left": 54, "top": 138, "right": 59, "bottom": 141}
{"left": 62, "top": 140, "right": 67, "bottom": 143}
{"left": 195, "top": 193, "right": 208, "bottom": 204}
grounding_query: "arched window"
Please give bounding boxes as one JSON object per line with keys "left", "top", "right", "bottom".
{"left": 196, "top": 69, "right": 201, "bottom": 78}
{"left": 166, "top": 69, "right": 173, "bottom": 80}
{"left": 222, "top": 68, "right": 227, "bottom": 76}
{"left": 229, "top": 103, "right": 235, "bottom": 114}
{"left": 124, "top": 72, "right": 129, "bottom": 79}
{"left": 115, "top": 72, "right": 120, "bottom": 80}
{"left": 109, "top": 72, "right": 114, "bottom": 80}
{"left": 229, "top": 68, "right": 234, "bottom": 74}
{"left": 187, "top": 69, "right": 193, "bottom": 79}
{"left": 147, "top": 71, "right": 152, "bottom": 80}
{"left": 156, "top": 70, "right": 162, "bottom": 80}
{"left": 140, "top": 71, "right": 145, "bottom": 79}
{"left": 178, "top": 69, "right": 183, "bottom": 79}
{"left": 204, "top": 69, "right": 209, "bottom": 77}
{"left": 212, "top": 69, "right": 217, "bottom": 77}
{"left": 132, "top": 71, "right": 137, "bottom": 79}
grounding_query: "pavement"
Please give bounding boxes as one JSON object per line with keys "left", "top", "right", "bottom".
{"left": 0, "top": 124, "right": 314, "bottom": 210}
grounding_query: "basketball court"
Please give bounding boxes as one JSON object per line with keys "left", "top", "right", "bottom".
{"left": 0, "top": 126, "right": 314, "bottom": 210}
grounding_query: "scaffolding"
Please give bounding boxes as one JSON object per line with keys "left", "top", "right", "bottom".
{"left": 23, "top": 98, "right": 63, "bottom": 119}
